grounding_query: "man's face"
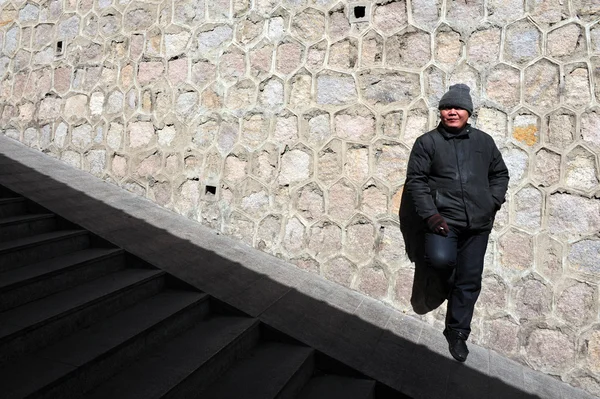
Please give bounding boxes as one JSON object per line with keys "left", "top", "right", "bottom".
{"left": 440, "top": 107, "right": 469, "bottom": 130}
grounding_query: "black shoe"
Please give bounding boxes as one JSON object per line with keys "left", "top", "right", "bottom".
{"left": 443, "top": 328, "right": 469, "bottom": 362}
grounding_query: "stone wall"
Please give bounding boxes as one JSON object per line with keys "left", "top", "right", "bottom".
{"left": 1, "top": 0, "right": 600, "bottom": 393}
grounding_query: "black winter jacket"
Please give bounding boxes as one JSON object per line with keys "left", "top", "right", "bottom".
{"left": 404, "top": 123, "right": 509, "bottom": 232}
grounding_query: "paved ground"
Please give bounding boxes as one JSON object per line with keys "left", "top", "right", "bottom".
{"left": 0, "top": 135, "right": 596, "bottom": 399}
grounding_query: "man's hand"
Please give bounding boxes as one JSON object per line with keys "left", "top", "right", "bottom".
{"left": 426, "top": 213, "right": 449, "bottom": 237}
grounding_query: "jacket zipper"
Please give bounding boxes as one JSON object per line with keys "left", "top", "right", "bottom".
{"left": 453, "top": 138, "right": 470, "bottom": 228}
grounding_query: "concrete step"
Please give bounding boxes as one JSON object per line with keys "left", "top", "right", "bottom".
{"left": 0, "top": 197, "right": 26, "bottom": 218}
{"left": 0, "top": 289, "right": 210, "bottom": 399}
{"left": 85, "top": 315, "right": 261, "bottom": 399}
{"left": 298, "top": 375, "right": 376, "bottom": 399}
{"left": 0, "top": 248, "right": 126, "bottom": 312}
{"left": 0, "top": 267, "right": 165, "bottom": 362}
{"left": 0, "top": 213, "right": 57, "bottom": 242}
{"left": 0, "top": 229, "right": 90, "bottom": 272}
{"left": 199, "top": 341, "right": 315, "bottom": 399}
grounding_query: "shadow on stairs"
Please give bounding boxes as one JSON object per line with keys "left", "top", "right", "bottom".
{"left": 0, "top": 184, "right": 403, "bottom": 399}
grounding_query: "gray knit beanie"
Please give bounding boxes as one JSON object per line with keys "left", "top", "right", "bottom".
{"left": 438, "top": 84, "right": 473, "bottom": 115}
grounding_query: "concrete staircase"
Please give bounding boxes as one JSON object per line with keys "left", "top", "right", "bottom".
{"left": 0, "top": 185, "right": 392, "bottom": 399}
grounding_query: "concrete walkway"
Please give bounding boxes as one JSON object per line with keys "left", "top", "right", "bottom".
{"left": 0, "top": 135, "right": 595, "bottom": 399}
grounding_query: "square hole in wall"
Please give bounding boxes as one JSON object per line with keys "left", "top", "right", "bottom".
{"left": 55, "top": 40, "right": 64, "bottom": 57}
{"left": 348, "top": 2, "right": 371, "bottom": 23}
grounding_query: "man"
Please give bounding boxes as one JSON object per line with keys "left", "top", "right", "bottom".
{"left": 400, "top": 84, "right": 509, "bottom": 362}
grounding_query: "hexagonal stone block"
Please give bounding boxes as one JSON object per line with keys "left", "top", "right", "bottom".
{"left": 524, "top": 59, "right": 560, "bottom": 109}
{"left": 82, "top": 13, "right": 98, "bottom": 39}
{"left": 111, "top": 153, "right": 128, "bottom": 178}
{"left": 219, "top": 46, "right": 247, "bottom": 82}
{"left": 446, "top": 0, "right": 483, "bottom": 33}
{"left": 249, "top": 40, "right": 273, "bottom": 79}
{"left": 308, "top": 219, "right": 342, "bottom": 260}
{"left": 272, "top": 111, "right": 299, "bottom": 147}
{"left": 499, "top": 229, "right": 533, "bottom": 271}
{"left": 239, "top": 178, "right": 270, "bottom": 219}
{"left": 276, "top": 40, "right": 304, "bottom": 75}
{"left": 478, "top": 275, "right": 509, "bottom": 316}
{"left": 334, "top": 106, "right": 375, "bottom": 142}
{"left": 547, "top": 193, "right": 600, "bottom": 238}
{"left": 366, "top": 140, "right": 405, "bottom": 186}
{"left": 240, "top": 113, "right": 268, "bottom": 150}
{"left": 328, "top": 178, "right": 357, "bottom": 222}
{"left": 535, "top": 234, "right": 563, "bottom": 282}
{"left": 481, "top": 317, "right": 519, "bottom": 355}
{"left": 216, "top": 117, "right": 239, "bottom": 155}
{"left": 565, "top": 146, "right": 599, "bottom": 192}
{"left": 295, "top": 182, "right": 324, "bottom": 222}
{"left": 514, "top": 185, "right": 542, "bottom": 231}
{"left": 358, "top": 70, "right": 420, "bottom": 107}
{"left": 317, "top": 139, "right": 343, "bottom": 185}
{"left": 360, "top": 30, "right": 383, "bottom": 68}
{"left": 289, "top": 71, "right": 312, "bottom": 111}
{"left": 207, "top": 0, "right": 230, "bottom": 19}
{"left": 324, "top": 256, "right": 356, "bottom": 288}
{"left": 302, "top": 110, "right": 331, "bottom": 146}
{"left": 344, "top": 143, "right": 369, "bottom": 185}
{"left": 548, "top": 23, "right": 587, "bottom": 61}
{"left": 485, "top": 64, "right": 520, "bottom": 110}
{"left": 572, "top": 0, "right": 600, "bottom": 22}
{"left": 297, "top": 40, "right": 323, "bottom": 71}
{"left": 486, "top": 0, "right": 524, "bottom": 24}
{"left": 175, "top": 179, "right": 201, "bottom": 218}
{"left": 410, "top": 0, "right": 440, "bottom": 30}
{"left": 251, "top": 143, "right": 278, "bottom": 183}
{"left": 236, "top": 12, "right": 263, "bottom": 45}
{"left": 423, "top": 65, "right": 446, "bottom": 107}
{"left": 386, "top": 28, "right": 431, "bottom": 69}
{"left": 504, "top": 19, "right": 541, "bottom": 65}
{"left": 524, "top": 326, "right": 575, "bottom": 374}
{"left": 557, "top": 280, "right": 597, "bottom": 328}
{"left": 224, "top": 150, "right": 249, "bottom": 184}
{"left": 533, "top": 148, "right": 560, "bottom": 188}
{"left": 329, "top": 38, "right": 358, "bottom": 70}
{"left": 404, "top": 102, "right": 429, "bottom": 147}
{"left": 467, "top": 26, "right": 501, "bottom": 70}
{"left": 282, "top": 216, "right": 306, "bottom": 254}
{"left": 292, "top": 8, "right": 325, "bottom": 43}
{"left": 373, "top": 0, "right": 407, "bottom": 35}
{"left": 278, "top": 144, "right": 313, "bottom": 186}
{"left": 360, "top": 181, "right": 388, "bottom": 218}
{"left": 256, "top": 214, "right": 283, "bottom": 252}
{"left": 435, "top": 25, "right": 462, "bottom": 69}
{"left": 197, "top": 24, "right": 234, "bottom": 55}
{"left": 381, "top": 110, "right": 403, "bottom": 139}
{"left": 134, "top": 151, "right": 161, "bottom": 179}
{"left": 502, "top": 146, "right": 528, "bottom": 187}
{"left": 357, "top": 264, "right": 389, "bottom": 300}
{"left": 545, "top": 109, "right": 575, "bottom": 149}
{"left": 328, "top": 4, "right": 350, "bottom": 41}
{"left": 392, "top": 266, "right": 413, "bottom": 311}
{"left": 225, "top": 79, "right": 256, "bottom": 113}
{"left": 568, "top": 239, "right": 600, "bottom": 275}
{"left": 225, "top": 211, "right": 255, "bottom": 246}
{"left": 267, "top": 10, "right": 287, "bottom": 42}
{"left": 61, "top": 151, "right": 82, "bottom": 169}
{"left": 475, "top": 107, "right": 506, "bottom": 142}
{"left": 564, "top": 64, "right": 591, "bottom": 109}
{"left": 513, "top": 277, "right": 552, "bottom": 321}
{"left": 512, "top": 112, "right": 539, "bottom": 147}
{"left": 123, "top": 2, "right": 157, "bottom": 32}
{"left": 581, "top": 108, "right": 600, "bottom": 150}
{"left": 316, "top": 72, "right": 357, "bottom": 105}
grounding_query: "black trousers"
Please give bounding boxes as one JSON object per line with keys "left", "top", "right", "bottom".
{"left": 423, "top": 227, "right": 489, "bottom": 337}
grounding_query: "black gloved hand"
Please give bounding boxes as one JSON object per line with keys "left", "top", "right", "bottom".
{"left": 426, "top": 213, "right": 449, "bottom": 237}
